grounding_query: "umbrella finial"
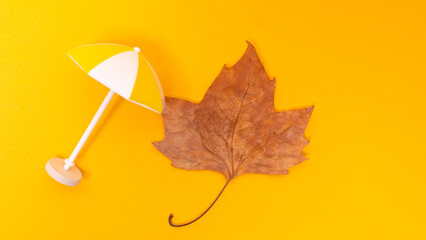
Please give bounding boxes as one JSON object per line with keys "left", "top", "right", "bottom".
{"left": 133, "top": 47, "right": 140, "bottom": 53}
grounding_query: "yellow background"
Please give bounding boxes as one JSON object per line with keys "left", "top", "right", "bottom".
{"left": 1, "top": 0, "right": 425, "bottom": 239}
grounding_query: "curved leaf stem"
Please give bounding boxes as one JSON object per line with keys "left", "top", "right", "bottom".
{"left": 169, "top": 175, "right": 234, "bottom": 227}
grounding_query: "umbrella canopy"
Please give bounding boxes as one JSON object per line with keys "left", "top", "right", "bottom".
{"left": 67, "top": 43, "right": 164, "bottom": 113}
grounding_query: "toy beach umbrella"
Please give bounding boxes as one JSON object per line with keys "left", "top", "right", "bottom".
{"left": 46, "top": 43, "right": 164, "bottom": 186}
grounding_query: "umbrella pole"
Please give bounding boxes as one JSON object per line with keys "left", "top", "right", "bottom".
{"left": 64, "top": 89, "right": 115, "bottom": 170}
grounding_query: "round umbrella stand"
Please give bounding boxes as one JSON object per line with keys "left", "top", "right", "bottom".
{"left": 46, "top": 158, "right": 82, "bottom": 186}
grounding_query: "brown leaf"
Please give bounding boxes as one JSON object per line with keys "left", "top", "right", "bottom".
{"left": 154, "top": 42, "right": 313, "bottom": 227}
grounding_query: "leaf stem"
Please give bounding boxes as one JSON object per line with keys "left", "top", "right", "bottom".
{"left": 168, "top": 175, "right": 234, "bottom": 227}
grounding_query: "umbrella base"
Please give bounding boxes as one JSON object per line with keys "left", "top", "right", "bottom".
{"left": 45, "top": 158, "right": 82, "bottom": 186}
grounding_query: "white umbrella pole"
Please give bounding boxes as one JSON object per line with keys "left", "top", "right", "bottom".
{"left": 64, "top": 89, "right": 115, "bottom": 170}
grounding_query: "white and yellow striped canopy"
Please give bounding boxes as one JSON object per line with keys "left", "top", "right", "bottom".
{"left": 67, "top": 43, "right": 164, "bottom": 113}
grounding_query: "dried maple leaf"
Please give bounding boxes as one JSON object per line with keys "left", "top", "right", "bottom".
{"left": 154, "top": 42, "right": 313, "bottom": 227}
